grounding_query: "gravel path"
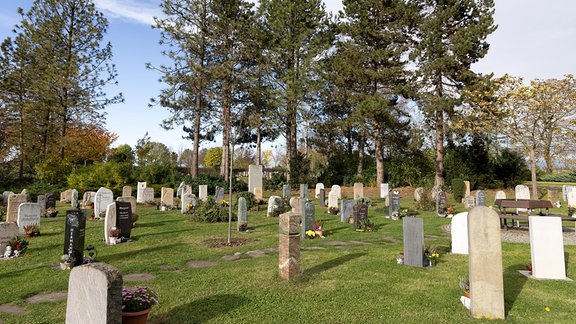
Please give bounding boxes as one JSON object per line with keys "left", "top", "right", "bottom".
{"left": 443, "top": 224, "right": 576, "bottom": 245}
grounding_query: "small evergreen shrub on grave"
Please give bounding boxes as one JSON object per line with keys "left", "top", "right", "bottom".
{"left": 452, "top": 178, "right": 465, "bottom": 203}
{"left": 235, "top": 191, "right": 256, "bottom": 209}
{"left": 417, "top": 189, "right": 435, "bottom": 211}
{"left": 270, "top": 198, "right": 291, "bottom": 217}
{"left": 354, "top": 197, "right": 372, "bottom": 206}
{"left": 185, "top": 174, "right": 227, "bottom": 196}
{"left": 190, "top": 197, "right": 235, "bottom": 223}
{"left": 264, "top": 172, "right": 286, "bottom": 191}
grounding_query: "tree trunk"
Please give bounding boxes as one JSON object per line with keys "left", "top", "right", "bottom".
{"left": 530, "top": 147, "right": 538, "bottom": 199}
{"left": 543, "top": 132, "right": 553, "bottom": 173}
{"left": 256, "top": 127, "right": 262, "bottom": 165}
{"left": 221, "top": 87, "right": 231, "bottom": 182}
{"left": 357, "top": 125, "right": 364, "bottom": 177}
{"left": 190, "top": 96, "right": 201, "bottom": 178}
{"left": 434, "top": 109, "right": 444, "bottom": 191}
{"left": 375, "top": 127, "right": 384, "bottom": 187}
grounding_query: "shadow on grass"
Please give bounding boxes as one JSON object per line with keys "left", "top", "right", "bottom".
{"left": 99, "top": 243, "right": 182, "bottom": 262}
{"left": 131, "top": 229, "right": 192, "bottom": 239}
{"left": 504, "top": 264, "right": 528, "bottom": 316}
{"left": 149, "top": 294, "right": 247, "bottom": 324}
{"left": 134, "top": 218, "right": 185, "bottom": 228}
{"left": 302, "top": 252, "right": 366, "bottom": 279}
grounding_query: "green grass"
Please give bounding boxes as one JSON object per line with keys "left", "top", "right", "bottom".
{"left": 1, "top": 195, "right": 575, "bottom": 323}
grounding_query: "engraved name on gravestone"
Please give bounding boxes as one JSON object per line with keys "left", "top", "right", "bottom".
{"left": 64, "top": 209, "right": 86, "bottom": 266}
{"left": 340, "top": 199, "right": 354, "bottom": 223}
{"left": 476, "top": 190, "right": 487, "bottom": 206}
{"left": 116, "top": 196, "right": 136, "bottom": 214}
{"left": 436, "top": 191, "right": 447, "bottom": 216}
{"left": 403, "top": 217, "right": 424, "bottom": 267}
{"left": 116, "top": 201, "right": 132, "bottom": 239}
{"left": 389, "top": 192, "right": 401, "bottom": 218}
{"left": 17, "top": 203, "right": 41, "bottom": 235}
{"left": 353, "top": 204, "right": 368, "bottom": 229}
{"left": 282, "top": 184, "right": 291, "bottom": 199}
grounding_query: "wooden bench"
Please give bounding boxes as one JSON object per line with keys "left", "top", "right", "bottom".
{"left": 494, "top": 199, "right": 576, "bottom": 228}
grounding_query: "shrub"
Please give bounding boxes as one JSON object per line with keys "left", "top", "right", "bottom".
{"left": 264, "top": 172, "right": 287, "bottom": 191}
{"left": 235, "top": 191, "right": 256, "bottom": 209}
{"left": 190, "top": 197, "right": 234, "bottom": 223}
{"left": 452, "top": 178, "right": 464, "bottom": 203}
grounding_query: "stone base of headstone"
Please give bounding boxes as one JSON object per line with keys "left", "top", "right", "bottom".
{"left": 279, "top": 234, "right": 300, "bottom": 280}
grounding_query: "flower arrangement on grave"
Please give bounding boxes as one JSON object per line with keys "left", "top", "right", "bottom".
{"left": 568, "top": 207, "right": 575, "bottom": 217}
{"left": 459, "top": 275, "right": 470, "bottom": 297}
{"left": 305, "top": 230, "right": 317, "bottom": 239}
{"left": 60, "top": 254, "right": 76, "bottom": 270}
{"left": 109, "top": 227, "right": 121, "bottom": 238}
{"left": 425, "top": 246, "right": 439, "bottom": 267}
{"left": 356, "top": 218, "right": 374, "bottom": 232}
{"left": 525, "top": 262, "right": 532, "bottom": 273}
{"left": 2, "top": 236, "right": 28, "bottom": 258}
{"left": 220, "top": 200, "right": 229, "bottom": 207}
{"left": 312, "top": 221, "right": 325, "bottom": 238}
{"left": 327, "top": 206, "right": 339, "bottom": 215}
{"left": 122, "top": 286, "right": 159, "bottom": 313}
{"left": 45, "top": 207, "right": 58, "bottom": 218}
{"left": 23, "top": 224, "right": 40, "bottom": 237}
{"left": 86, "top": 201, "right": 94, "bottom": 209}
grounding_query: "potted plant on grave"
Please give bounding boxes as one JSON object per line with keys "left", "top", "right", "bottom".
{"left": 121, "top": 286, "right": 159, "bottom": 323}
{"left": 459, "top": 276, "right": 470, "bottom": 298}
{"left": 312, "top": 220, "right": 324, "bottom": 238}
{"left": 424, "top": 246, "right": 439, "bottom": 267}
{"left": 356, "top": 218, "right": 374, "bottom": 232}
{"left": 86, "top": 201, "right": 94, "bottom": 210}
{"left": 60, "top": 254, "right": 76, "bottom": 270}
{"left": 23, "top": 224, "right": 40, "bottom": 238}
{"left": 45, "top": 207, "right": 58, "bottom": 218}
{"left": 3, "top": 236, "right": 28, "bottom": 258}
{"left": 109, "top": 227, "right": 121, "bottom": 245}
{"left": 327, "top": 206, "right": 339, "bottom": 215}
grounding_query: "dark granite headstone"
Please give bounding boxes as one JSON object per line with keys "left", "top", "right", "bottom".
{"left": 282, "top": 185, "right": 291, "bottom": 199}
{"left": 319, "top": 188, "right": 325, "bottom": 207}
{"left": 353, "top": 204, "right": 369, "bottom": 229}
{"left": 214, "top": 186, "right": 225, "bottom": 203}
{"left": 64, "top": 210, "right": 86, "bottom": 266}
{"left": 116, "top": 201, "right": 132, "bottom": 239}
{"left": 389, "top": 193, "right": 401, "bottom": 217}
{"left": 436, "top": 191, "right": 447, "bottom": 216}
{"left": 340, "top": 199, "right": 354, "bottom": 223}
{"left": 476, "top": 190, "right": 487, "bottom": 206}
{"left": 301, "top": 201, "right": 315, "bottom": 237}
{"left": 403, "top": 217, "right": 424, "bottom": 267}
{"left": 46, "top": 191, "right": 57, "bottom": 209}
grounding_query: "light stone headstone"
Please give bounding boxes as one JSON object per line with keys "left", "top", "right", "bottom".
{"left": 37, "top": 195, "right": 46, "bottom": 216}
{"left": 562, "top": 185, "right": 576, "bottom": 202}
{"left": 248, "top": 164, "right": 263, "bottom": 195}
{"left": 253, "top": 187, "right": 263, "bottom": 201}
{"left": 568, "top": 191, "right": 576, "bottom": 208}
{"left": 463, "top": 181, "right": 471, "bottom": 197}
{"left": 436, "top": 191, "right": 447, "bottom": 216}
{"left": 161, "top": 187, "right": 174, "bottom": 207}
{"left": 515, "top": 184, "right": 530, "bottom": 213}
{"left": 103, "top": 202, "right": 117, "bottom": 244}
{"left": 340, "top": 199, "right": 354, "bottom": 223}
{"left": 548, "top": 188, "right": 559, "bottom": 204}
{"left": 199, "top": 185, "right": 208, "bottom": 202}
{"left": 494, "top": 190, "right": 506, "bottom": 204}
{"left": 122, "top": 186, "right": 132, "bottom": 197}
{"left": 315, "top": 183, "right": 324, "bottom": 198}
{"left": 142, "top": 187, "right": 154, "bottom": 203}
{"left": 214, "top": 186, "right": 225, "bottom": 203}
{"left": 331, "top": 185, "right": 342, "bottom": 199}
{"left": 353, "top": 183, "right": 364, "bottom": 200}
{"left": 116, "top": 196, "right": 136, "bottom": 214}
{"left": 61, "top": 189, "right": 73, "bottom": 203}
{"left": 290, "top": 197, "right": 306, "bottom": 214}
{"left": 65, "top": 263, "right": 122, "bottom": 324}
{"left": 464, "top": 195, "right": 475, "bottom": 209}
{"left": 94, "top": 187, "right": 114, "bottom": 220}
{"left": 2, "top": 191, "right": 14, "bottom": 206}
{"left": 529, "top": 216, "right": 566, "bottom": 280}
{"left": 451, "top": 212, "right": 469, "bottom": 254}
{"left": 301, "top": 201, "right": 315, "bottom": 237}
{"left": 71, "top": 189, "right": 79, "bottom": 208}
{"left": 299, "top": 184, "right": 308, "bottom": 199}
{"left": 319, "top": 189, "right": 325, "bottom": 207}
{"left": 403, "top": 217, "right": 424, "bottom": 267}
{"left": 17, "top": 203, "right": 41, "bottom": 235}
{"left": 182, "top": 185, "right": 192, "bottom": 196}
{"left": 237, "top": 197, "right": 248, "bottom": 231}
{"left": 468, "top": 206, "right": 505, "bottom": 319}
{"left": 414, "top": 187, "right": 424, "bottom": 202}
{"left": 82, "top": 191, "right": 96, "bottom": 209}
{"left": 388, "top": 192, "right": 401, "bottom": 218}
{"left": 176, "top": 181, "right": 185, "bottom": 197}
{"left": 0, "top": 222, "right": 19, "bottom": 256}
{"left": 181, "top": 193, "right": 196, "bottom": 214}
{"left": 7, "top": 194, "right": 28, "bottom": 223}
{"left": 282, "top": 184, "right": 291, "bottom": 199}
{"left": 475, "top": 190, "right": 487, "bottom": 207}
{"left": 380, "top": 183, "right": 389, "bottom": 199}
{"left": 328, "top": 191, "right": 338, "bottom": 209}
{"left": 267, "top": 196, "right": 282, "bottom": 217}
{"left": 136, "top": 181, "right": 147, "bottom": 203}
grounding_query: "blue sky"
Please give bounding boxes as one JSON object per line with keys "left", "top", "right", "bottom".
{"left": 1, "top": 0, "right": 575, "bottom": 153}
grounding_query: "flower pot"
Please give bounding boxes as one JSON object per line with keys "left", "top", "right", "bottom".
{"left": 314, "top": 230, "right": 323, "bottom": 237}
{"left": 464, "top": 290, "right": 470, "bottom": 298}
{"left": 160, "top": 206, "right": 166, "bottom": 211}
{"left": 122, "top": 308, "right": 151, "bottom": 324}
{"left": 109, "top": 237, "right": 117, "bottom": 245}
{"left": 60, "top": 262, "right": 70, "bottom": 270}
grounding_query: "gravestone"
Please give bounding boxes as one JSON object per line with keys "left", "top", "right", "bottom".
{"left": 254, "top": 187, "right": 263, "bottom": 201}
{"left": 214, "top": 186, "right": 225, "bottom": 203}
{"left": 17, "top": 203, "right": 41, "bottom": 235}
{"left": 279, "top": 211, "right": 301, "bottom": 280}
{"left": 353, "top": 204, "right": 368, "bottom": 229}
{"left": 61, "top": 189, "right": 73, "bottom": 203}
{"left": 94, "top": 187, "right": 114, "bottom": 220}
{"left": 388, "top": 192, "right": 401, "bottom": 218}
{"left": 319, "top": 189, "right": 325, "bottom": 207}
{"left": 328, "top": 191, "right": 339, "bottom": 209}
{"left": 176, "top": 181, "right": 185, "bottom": 197}
{"left": 414, "top": 187, "right": 424, "bottom": 202}
{"left": 122, "top": 186, "right": 132, "bottom": 197}
{"left": 436, "top": 191, "right": 447, "bottom": 216}
{"left": 494, "top": 190, "right": 506, "bottom": 204}
{"left": 182, "top": 185, "right": 192, "bottom": 196}
{"left": 0, "top": 222, "right": 19, "bottom": 256}
{"left": 64, "top": 209, "right": 86, "bottom": 266}
{"left": 548, "top": 188, "right": 559, "bottom": 203}
{"left": 353, "top": 183, "right": 364, "bottom": 200}
{"left": 161, "top": 187, "right": 174, "bottom": 207}
{"left": 315, "top": 183, "right": 324, "bottom": 198}
{"left": 237, "top": 197, "right": 248, "bottom": 231}
{"left": 37, "top": 195, "right": 46, "bottom": 216}
{"left": 299, "top": 184, "right": 308, "bottom": 199}
{"left": 82, "top": 191, "right": 96, "bottom": 209}
{"left": 290, "top": 197, "right": 306, "bottom": 214}
{"left": 181, "top": 193, "right": 196, "bottom": 214}
{"left": 71, "top": 189, "right": 79, "bottom": 208}
{"left": 463, "top": 181, "right": 471, "bottom": 197}
{"left": 301, "top": 201, "right": 315, "bottom": 237}
{"left": 331, "top": 185, "right": 342, "bottom": 199}
{"left": 136, "top": 181, "right": 147, "bottom": 203}
{"left": 267, "top": 196, "right": 282, "bottom": 217}
{"left": 20, "top": 189, "right": 30, "bottom": 202}
{"left": 567, "top": 191, "right": 576, "bottom": 208}
{"left": 451, "top": 212, "right": 469, "bottom": 254}
{"left": 45, "top": 191, "right": 57, "bottom": 210}
{"left": 104, "top": 202, "right": 117, "bottom": 244}
{"left": 116, "top": 196, "right": 136, "bottom": 214}
{"left": 340, "top": 199, "right": 354, "bottom": 223}
{"left": 562, "top": 185, "right": 576, "bottom": 202}
{"left": 515, "top": 184, "right": 530, "bottom": 213}
{"left": 142, "top": 187, "right": 154, "bottom": 203}
{"left": 116, "top": 201, "right": 132, "bottom": 239}
{"left": 65, "top": 263, "right": 122, "bottom": 324}
{"left": 199, "top": 185, "right": 208, "bottom": 201}
{"left": 464, "top": 195, "right": 475, "bottom": 209}
{"left": 2, "top": 191, "right": 14, "bottom": 206}
{"left": 248, "top": 164, "right": 263, "bottom": 195}
{"left": 380, "top": 183, "right": 389, "bottom": 199}
{"left": 403, "top": 217, "right": 424, "bottom": 267}
{"left": 7, "top": 194, "right": 28, "bottom": 223}
{"left": 529, "top": 216, "right": 566, "bottom": 280}
{"left": 468, "top": 206, "right": 505, "bottom": 319}
{"left": 475, "top": 190, "right": 487, "bottom": 206}
{"left": 282, "top": 184, "right": 291, "bottom": 199}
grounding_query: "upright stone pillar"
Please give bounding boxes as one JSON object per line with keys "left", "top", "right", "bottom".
{"left": 279, "top": 211, "right": 301, "bottom": 280}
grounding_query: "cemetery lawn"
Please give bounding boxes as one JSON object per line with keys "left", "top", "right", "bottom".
{"left": 1, "top": 194, "right": 576, "bottom": 323}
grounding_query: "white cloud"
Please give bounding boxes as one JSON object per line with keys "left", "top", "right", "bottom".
{"left": 94, "top": 0, "right": 164, "bottom": 26}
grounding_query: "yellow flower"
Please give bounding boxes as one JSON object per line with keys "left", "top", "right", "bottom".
{"left": 545, "top": 306, "right": 550, "bottom": 312}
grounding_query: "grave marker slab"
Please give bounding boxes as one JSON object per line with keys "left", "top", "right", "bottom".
{"left": 331, "top": 185, "right": 342, "bottom": 199}
{"left": 122, "top": 186, "right": 132, "bottom": 197}
{"left": 353, "top": 183, "right": 364, "bottom": 200}
{"left": 476, "top": 190, "right": 487, "bottom": 206}
{"left": 64, "top": 209, "right": 86, "bottom": 266}
{"left": 515, "top": 184, "right": 531, "bottom": 213}
{"left": 340, "top": 199, "right": 354, "bottom": 223}
{"left": 253, "top": 187, "right": 263, "bottom": 201}
{"left": 181, "top": 193, "right": 196, "bottom": 214}
{"left": 37, "top": 195, "right": 46, "bottom": 216}
{"left": 17, "top": 203, "right": 41, "bottom": 235}
{"left": 248, "top": 164, "right": 263, "bottom": 194}
{"left": 136, "top": 182, "right": 147, "bottom": 203}
{"left": 176, "top": 181, "right": 185, "bottom": 197}
{"left": 464, "top": 195, "right": 475, "bottom": 209}
{"left": 45, "top": 192, "right": 57, "bottom": 210}
{"left": 301, "top": 201, "right": 315, "bottom": 237}
{"left": 0, "top": 222, "right": 19, "bottom": 256}
{"left": 403, "top": 217, "right": 424, "bottom": 267}
{"left": 82, "top": 191, "right": 96, "bottom": 209}
{"left": 328, "top": 191, "right": 339, "bottom": 209}
{"left": 494, "top": 190, "right": 506, "bottom": 204}
{"left": 94, "top": 187, "right": 114, "bottom": 220}
{"left": 451, "top": 212, "right": 469, "bottom": 254}
{"left": 380, "top": 183, "right": 389, "bottom": 199}
{"left": 529, "top": 216, "right": 566, "bottom": 279}
{"left": 116, "top": 201, "right": 132, "bottom": 239}
{"left": 7, "top": 194, "right": 28, "bottom": 223}
{"left": 568, "top": 191, "right": 576, "bottom": 208}
{"left": 319, "top": 189, "right": 325, "bottom": 207}
{"left": 199, "top": 185, "right": 208, "bottom": 201}
{"left": 468, "top": 206, "right": 505, "bottom": 319}
{"left": 389, "top": 192, "right": 401, "bottom": 218}
{"left": 142, "top": 187, "right": 154, "bottom": 203}
{"left": 414, "top": 187, "right": 424, "bottom": 203}
{"left": 61, "top": 189, "right": 73, "bottom": 203}
{"left": 214, "top": 186, "right": 225, "bottom": 203}
{"left": 562, "top": 185, "right": 576, "bottom": 202}
{"left": 315, "top": 183, "right": 324, "bottom": 198}
{"left": 436, "top": 191, "right": 447, "bottom": 216}
{"left": 282, "top": 185, "right": 291, "bottom": 199}
{"left": 267, "top": 196, "right": 282, "bottom": 217}
{"left": 116, "top": 196, "right": 136, "bottom": 214}
{"left": 70, "top": 189, "right": 79, "bottom": 208}
{"left": 237, "top": 197, "right": 248, "bottom": 231}
{"left": 299, "top": 184, "right": 308, "bottom": 199}
{"left": 353, "top": 204, "right": 368, "bottom": 229}
{"left": 103, "top": 203, "right": 117, "bottom": 244}
{"left": 161, "top": 187, "right": 174, "bottom": 207}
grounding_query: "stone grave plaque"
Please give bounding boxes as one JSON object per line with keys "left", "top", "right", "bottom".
{"left": 301, "top": 201, "right": 315, "bottom": 237}
{"left": 464, "top": 195, "right": 475, "bottom": 209}
{"left": 248, "top": 164, "right": 263, "bottom": 195}
{"left": 389, "top": 192, "right": 401, "bottom": 218}
{"left": 46, "top": 192, "right": 57, "bottom": 209}
{"left": 64, "top": 209, "right": 86, "bottom": 266}
{"left": 315, "top": 183, "right": 324, "bottom": 198}
{"left": 199, "top": 185, "right": 208, "bottom": 201}
{"left": 562, "top": 185, "right": 575, "bottom": 202}
{"left": 299, "top": 184, "right": 308, "bottom": 199}
{"left": 436, "top": 191, "right": 447, "bottom": 216}
{"left": 17, "top": 203, "right": 41, "bottom": 235}
{"left": 214, "top": 186, "right": 225, "bottom": 203}
{"left": 161, "top": 187, "right": 174, "bottom": 207}
{"left": 1, "top": 222, "right": 19, "bottom": 256}
{"left": 122, "top": 186, "right": 132, "bottom": 197}
{"left": 353, "top": 183, "right": 364, "bottom": 199}
{"left": 282, "top": 185, "right": 291, "bottom": 199}
{"left": 267, "top": 196, "right": 282, "bottom": 217}
{"left": 136, "top": 182, "right": 146, "bottom": 203}
{"left": 353, "top": 204, "right": 368, "bottom": 229}
{"left": 61, "top": 189, "right": 73, "bottom": 203}
{"left": 116, "top": 196, "right": 136, "bottom": 214}
{"left": 529, "top": 216, "right": 566, "bottom": 279}
{"left": 94, "top": 187, "right": 114, "bottom": 220}
{"left": 340, "top": 199, "right": 354, "bottom": 223}
{"left": 142, "top": 187, "right": 154, "bottom": 203}
{"left": 328, "top": 191, "right": 338, "bottom": 209}
{"left": 476, "top": 190, "right": 487, "bottom": 206}
{"left": 380, "top": 183, "right": 389, "bottom": 199}
{"left": 331, "top": 185, "right": 341, "bottom": 199}
{"left": 7, "top": 194, "right": 28, "bottom": 223}
{"left": 237, "top": 197, "right": 248, "bottom": 231}
{"left": 181, "top": 193, "right": 196, "bottom": 214}
{"left": 403, "top": 217, "right": 424, "bottom": 267}
{"left": 451, "top": 212, "right": 469, "bottom": 254}
{"left": 37, "top": 195, "right": 46, "bottom": 216}
{"left": 319, "top": 188, "right": 325, "bottom": 207}
{"left": 116, "top": 201, "right": 132, "bottom": 239}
